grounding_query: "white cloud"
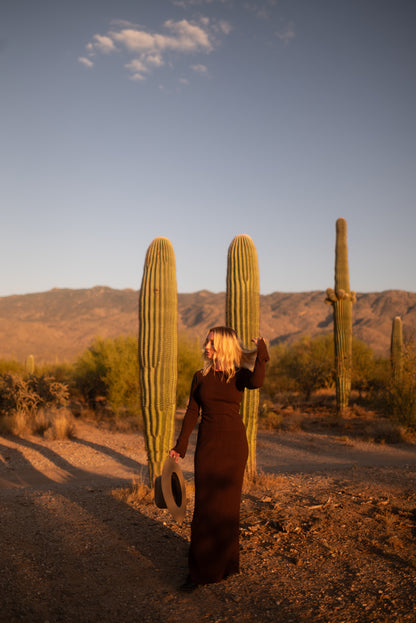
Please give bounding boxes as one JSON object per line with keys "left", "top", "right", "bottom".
{"left": 191, "top": 63, "right": 208, "bottom": 73}
{"left": 146, "top": 53, "right": 165, "bottom": 67}
{"left": 92, "top": 34, "right": 117, "bottom": 54}
{"left": 112, "top": 29, "right": 156, "bottom": 52}
{"left": 217, "top": 20, "right": 232, "bottom": 35}
{"left": 78, "top": 56, "right": 94, "bottom": 68}
{"left": 155, "top": 19, "right": 213, "bottom": 52}
{"left": 130, "top": 72, "right": 147, "bottom": 82}
{"left": 80, "top": 16, "right": 230, "bottom": 83}
{"left": 125, "top": 58, "right": 149, "bottom": 75}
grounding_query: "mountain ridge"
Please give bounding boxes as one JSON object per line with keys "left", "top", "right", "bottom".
{"left": 0, "top": 287, "right": 415, "bottom": 362}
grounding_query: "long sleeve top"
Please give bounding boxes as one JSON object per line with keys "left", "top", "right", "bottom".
{"left": 173, "top": 339, "right": 269, "bottom": 458}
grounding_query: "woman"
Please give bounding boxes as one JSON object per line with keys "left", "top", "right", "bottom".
{"left": 170, "top": 326, "right": 269, "bottom": 591}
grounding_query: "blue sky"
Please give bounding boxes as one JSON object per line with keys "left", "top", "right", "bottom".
{"left": 1, "top": 0, "right": 415, "bottom": 296}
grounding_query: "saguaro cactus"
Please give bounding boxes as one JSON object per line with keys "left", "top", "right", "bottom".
{"left": 325, "top": 218, "right": 356, "bottom": 414}
{"left": 226, "top": 234, "right": 260, "bottom": 477}
{"left": 25, "top": 354, "right": 35, "bottom": 375}
{"left": 391, "top": 316, "right": 403, "bottom": 383}
{"left": 138, "top": 237, "right": 178, "bottom": 484}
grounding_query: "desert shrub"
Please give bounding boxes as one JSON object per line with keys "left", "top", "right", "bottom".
{"left": 41, "top": 408, "right": 76, "bottom": 440}
{"left": 73, "top": 341, "right": 107, "bottom": 408}
{"left": 381, "top": 338, "right": 416, "bottom": 429}
{"left": 28, "top": 374, "right": 69, "bottom": 408}
{"left": 262, "top": 344, "right": 298, "bottom": 398}
{"left": 0, "top": 373, "right": 68, "bottom": 417}
{"left": 274, "top": 334, "right": 335, "bottom": 400}
{"left": 73, "top": 336, "right": 140, "bottom": 416}
{"left": 0, "top": 374, "right": 39, "bottom": 416}
{"left": 36, "top": 361, "right": 75, "bottom": 386}
{"left": 264, "top": 336, "right": 378, "bottom": 403}
{"left": 258, "top": 400, "right": 283, "bottom": 430}
{"left": 0, "top": 359, "right": 25, "bottom": 376}
{"left": 73, "top": 334, "right": 202, "bottom": 419}
{"left": 0, "top": 373, "right": 72, "bottom": 437}
{"left": 0, "top": 407, "right": 75, "bottom": 438}
{"left": 177, "top": 335, "right": 202, "bottom": 407}
{"left": 351, "top": 338, "right": 377, "bottom": 396}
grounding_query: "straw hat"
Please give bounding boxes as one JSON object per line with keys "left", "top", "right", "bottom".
{"left": 154, "top": 456, "right": 187, "bottom": 523}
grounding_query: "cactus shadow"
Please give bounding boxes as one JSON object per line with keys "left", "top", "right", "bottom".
{"left": 71, "top": 436, "right": 144, "bottom": 472}
{"left": 1, "top": 436, "right": 189, "bottom": 589}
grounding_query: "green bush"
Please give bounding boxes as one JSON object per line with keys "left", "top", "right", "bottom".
{"left": 273, "top": 334, "right": 335, "bottom": 400}
{"left": 73, "top": 335, "right": 140, "bottom": 416}
{"left": 262, "top": 343, "right": 298, "bottom": 399}
{"left": 351, "top": 337, "right": 377, "bottom": 396}
{"left": 264, "top": 335, "right": 379, "bottom": 403}
{"left": 36, "top": 361, "right": 75, "bottom": 385}
{"left": 73, "top": 334, "right": 202, "bottom": 416}
{"left": 258, "top": 400, "right": 283, "bottom": 430}
{"left": 176, "top": 335, "right": 202, "bottom": 407}
{"left": 381, "top": 338, "right": 416, "bottom": 429}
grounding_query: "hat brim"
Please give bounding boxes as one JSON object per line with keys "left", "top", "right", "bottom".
{"left": 154, "top": 456, "right": 187, "bottom": 523}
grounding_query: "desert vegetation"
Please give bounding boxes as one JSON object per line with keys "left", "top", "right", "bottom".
{"left": 0, "top": 371, "right": 74, "bottom": 438}
{"left": 0, "top": 330, "right": 415, "bottom": 441}
{"left": 1, "top": 223, "right": 415, "bottom": 454}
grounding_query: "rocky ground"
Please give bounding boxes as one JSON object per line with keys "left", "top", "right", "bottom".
{"left": 1, "top": 416, "right": 416, "bottom": 623}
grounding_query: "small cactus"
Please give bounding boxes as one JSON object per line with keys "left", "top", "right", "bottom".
{"left": 25, "top": 354, "right": 35, "bottom": 376}
{"left": 138, "top": 237, "right": 178, "bottom": 484}
{"left": 226, "top": 234, "right": 260, "bottom": 477}
{"left": 391, "top": 316, "right": 403, "bottom": 383}
{"left": 325, "top": 218, "right": 355, "bottom": 413}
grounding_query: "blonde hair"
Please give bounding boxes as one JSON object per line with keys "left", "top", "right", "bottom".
{"left": 202, "top": 326, "right": 257, "bottom": 380}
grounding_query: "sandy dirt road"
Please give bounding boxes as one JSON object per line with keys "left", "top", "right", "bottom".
{"left": 1, "top": 421, "right": 416, "bottom": 623}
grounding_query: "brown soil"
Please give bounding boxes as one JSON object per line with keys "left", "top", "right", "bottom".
{"left": 1, "top": 419, "right": 416, "bottom": 623}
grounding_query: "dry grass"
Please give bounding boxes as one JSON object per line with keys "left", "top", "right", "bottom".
{"left": 243, "top": 469, "right": 285, "bottom": 495}
{"left": 0, "top": 408, "right": 75, "bottom": 439}
{"left": 112, "top": 472, "right": 154, "bottom": 505}
{"left": 43, "top": 409, "right": 76, "bottom": 440}
{"left": 112, "top": 470, "right": 196, "bottom": 510}
{"left": 259, "top": 398, "right": 415, "bottom": 445}
{"left": 80, "top": 407, "right": 144, "bottom": 434}
{"left": 0, "top": 411, "right": 28, "bottom": 436}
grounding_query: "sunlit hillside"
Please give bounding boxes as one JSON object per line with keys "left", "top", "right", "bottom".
{"left": 0, "top": 287, "right": 415, "bottom": 362}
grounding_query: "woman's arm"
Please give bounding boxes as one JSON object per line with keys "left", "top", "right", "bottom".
{"left": 245, "top": 338, "right": 270, "bottom": 389}
{"left": 170, "top": 371, "right": 201, "bottom": 459}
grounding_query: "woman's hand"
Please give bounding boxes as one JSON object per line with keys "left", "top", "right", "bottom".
{"left": 169, "top": 449, "right": 180, "bottom": 462}
{"left": 251, "top": 337, "right": 264, "bottom": 346}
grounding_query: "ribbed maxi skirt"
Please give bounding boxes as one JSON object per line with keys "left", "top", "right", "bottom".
{"left": 188, "top": 420, "right": 249, "bottom": 585}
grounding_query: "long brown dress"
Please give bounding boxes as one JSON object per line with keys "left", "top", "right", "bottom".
{"left": 173, "top": 339, "right": 269, "bottom": 585}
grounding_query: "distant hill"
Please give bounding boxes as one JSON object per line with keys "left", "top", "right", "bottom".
{"left": 0, "top": 287, "right": 415, "bottom": 363}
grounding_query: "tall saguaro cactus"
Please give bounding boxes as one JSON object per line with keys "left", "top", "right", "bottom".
{"left": 226, "top": 234, "right": 260, "bottom": 477}
{"left": 138, "top": 237, "right": 178, "bottom": 484}
{"left": 325, "top": 218, "right": 356, "bottom": 414}
{"left": 391, "top": 316, "right": 403, "bottom": 383}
